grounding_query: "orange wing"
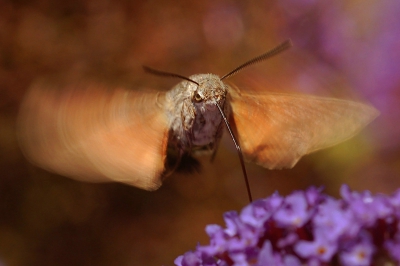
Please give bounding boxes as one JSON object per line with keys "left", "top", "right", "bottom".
{"left": 229, "top": 89, "right": 379, "bottom": 169}
{"left": 18, "top": 81, "right": 169, "bottom": 191}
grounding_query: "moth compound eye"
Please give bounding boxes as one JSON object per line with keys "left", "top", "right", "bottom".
{"left": 193, "top": 92, "right": 203, "bottom": 102}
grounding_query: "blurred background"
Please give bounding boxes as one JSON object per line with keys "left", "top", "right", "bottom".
{"left": 0, "top": 0, "right": 399, "bottom": 265}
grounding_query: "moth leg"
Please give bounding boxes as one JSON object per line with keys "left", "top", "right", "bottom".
{"left": 210, "top": 99, "right": 231, "bottom": 162}
{"left": 210, "top": 145, "right": 219, "bottom": 162}
{"left": 176, "top": 133, "right": 201, "bottom": 174}
{"left": 210, "top": 116, "right": 225, "bottom": 162}
{"left": 164, "top": 141, "right": 201, "bottom": 175}
{"left": 164, "top": 141, "right": 184, "bottom": 178}
{"left": 181, "top": 100, "right": 195, "bottom": 132}
{"left": 176, "top": 153, "right": 201, "bottom": 174}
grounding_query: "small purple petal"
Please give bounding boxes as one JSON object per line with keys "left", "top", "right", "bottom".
{"left": 257, "top": 241, "right": 283, "bottom": 266}
{"left": 176, "top": 251, "right": 202, "bottom": 266}
{"left": 199, "top": 225, "right": 227, "bottom": 256}
{"left": 273, "top": 191, "right": 310, "bottom": 227}
{"left": 371, "top": 194, "right": 393, "bottom": 219}
{"left": 229, "top": 252, "right": 248, "bottom": 266}
{"left": 240, "top": 195, "right": 282, "bottom": 228}
{"left": 340, "top": 184, "right": 353, "bottom": 201}
{"left": 389, "top": 190, "right": 400, "bottom": 218}
{"left": 305, "top": 186, "right": 324, "bottom": 206}
{"left": 313, "top": 197, "right": 359, "bottom": 241}
{"left": 339, "top": 238, "right": 375, "bottom": 266}
{"left": 294, "top": 229, "right": 337, "bottom": 262}
{"left": 282, "top": 254, "right": 301, "bottom": 266}
{"left": 223, "top": 211, "right": 240, "bottom": 236}
{"left": 206, "top": 224, "right": 223, "bottom": 237}
{"left": 277, "top": 232, "right": 298, "bottom": 248}
{"left": 174, "top": 255, "right": 183, "bottom": 266}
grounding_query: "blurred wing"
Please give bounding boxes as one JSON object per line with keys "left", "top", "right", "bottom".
{"left": 18, "top": 81, "right": 169, "bottom": 191}
{"left": 229, "top": 89, "right": 379, "bottom": 169}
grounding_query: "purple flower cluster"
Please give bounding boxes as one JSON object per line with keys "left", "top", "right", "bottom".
{"left": 175, "top": 185, "right": 400, "bottom": 265}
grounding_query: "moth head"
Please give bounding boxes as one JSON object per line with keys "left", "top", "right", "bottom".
{"left": 190, "top": 74, "right": 227, "bottom": 110}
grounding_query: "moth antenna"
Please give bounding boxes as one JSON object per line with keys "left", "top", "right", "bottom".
{"left": 215, "top": 102, "right": 253, "bottom": 202}
{"left": 143, "top": 66, "right": 199, "bottom": 86}
{"left": 221, "top": 39, "right": 292, "bottom": 80}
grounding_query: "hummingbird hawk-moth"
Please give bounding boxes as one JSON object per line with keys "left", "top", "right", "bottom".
{"left": 17, "top": 40, "right": 378, "bottom": 200}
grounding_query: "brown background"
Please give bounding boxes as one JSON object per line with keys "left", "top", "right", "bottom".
{"left": 0, "top": 0, "right": 399, "bottom": 265}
